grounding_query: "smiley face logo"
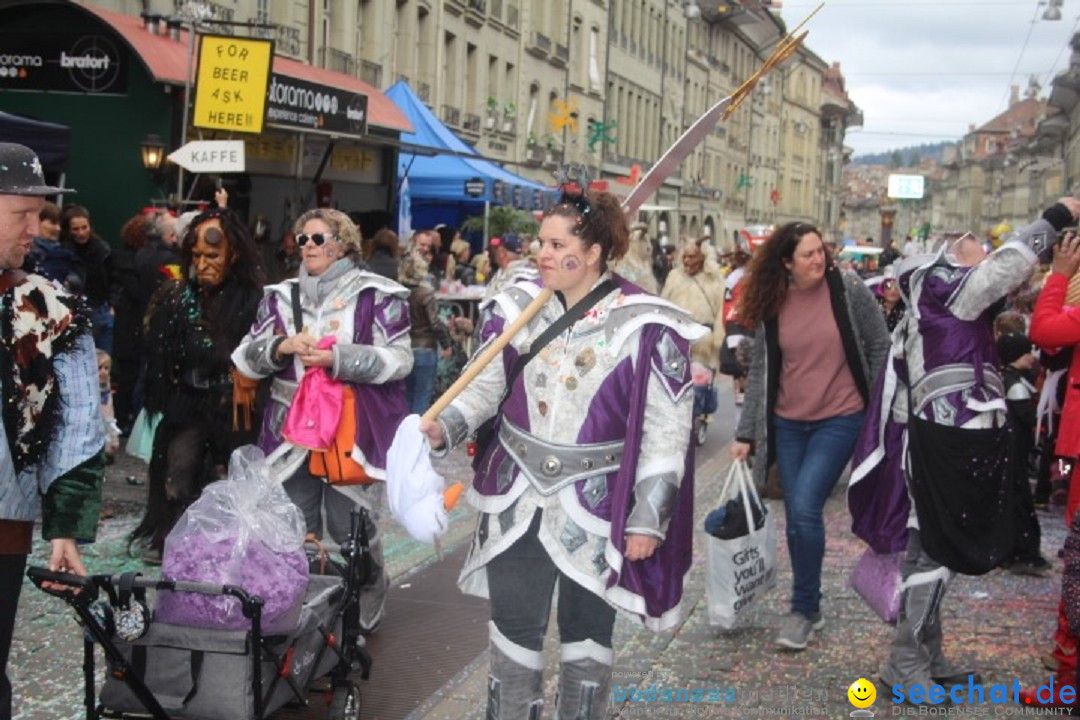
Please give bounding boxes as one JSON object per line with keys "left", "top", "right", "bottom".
{"left": 848, "top": 678, "right": 876, "bottom": 708}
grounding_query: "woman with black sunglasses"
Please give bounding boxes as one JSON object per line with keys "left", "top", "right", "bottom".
{"left": 232, "top": 208, "right": 413, "bottom": 634}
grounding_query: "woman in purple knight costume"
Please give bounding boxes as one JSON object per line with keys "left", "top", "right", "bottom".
{"left": 849, "top": 197, "right": 1080, "bottom": 697}
{"left": 420, "top": 187, "right": 705, "bottom": 720}
{"left": 232, "top": 208, "right": 413, "bottom": 634}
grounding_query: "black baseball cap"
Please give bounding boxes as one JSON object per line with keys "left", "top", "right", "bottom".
{"left": 0, "top": 143, "right": 75, "bottom": 196}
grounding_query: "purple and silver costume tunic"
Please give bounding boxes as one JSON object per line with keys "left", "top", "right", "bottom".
{"left": 232, "top": 260, "right": 413, "bottom": 487}
{"left": 437, "top": 274, "right": 707, "bottom": 631}
{"left": 850, "top": 222, "right": 1055, "bottom": 554}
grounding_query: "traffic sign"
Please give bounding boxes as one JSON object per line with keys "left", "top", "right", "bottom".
{"left": 167, "top": 140, "right": 246, "bottom": 173}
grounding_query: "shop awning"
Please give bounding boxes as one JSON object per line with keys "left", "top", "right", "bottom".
{"left": 386, "top": 80, "right": 554, "bottom": 208}
{"left": 78, "top": 3, "right": 412, "bottom": 134}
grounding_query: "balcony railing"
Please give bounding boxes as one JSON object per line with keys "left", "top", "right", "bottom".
{"left": 276, "top": 25, "right": 301, "bottom": 56}
{"left": 535, "top": 32, "right": 551, "bottom": 51}
{"left": 490, "top": 0, "right": 502, "bottom": 22}
{"left": 555, "top": 43, "right": 569, "bottom": 63}
{"left": 463, "top": 113, "right": 482, "bottom": 132}
{"left": 526, "top": 145, "right": 546, "bottom": 164}
{"left": 442, "top": 105, "right": 462, "bottom": 126}
{"left": 249, "top": 13, "right": 273, "bottom": 40}
{"left": 417, "top": 81, "right": 432, "bottom": 103}
{"left": 360, "top": 60, "right": 382, "bottom": 87}
{"left": 325, "top": 48, "right": 356, "bottom": 76}
{"left": 506, "top": 4, "right": 519, "bottom": 28}
{"left": 175, "top": 0, "right": 233, "bottom": 22}
{"left": 465, "top": 0, "right": 485, "bottom": 27}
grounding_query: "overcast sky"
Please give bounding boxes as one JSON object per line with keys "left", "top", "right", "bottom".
{"left": 777, "top": 0, "right": 1080, "bottom": 158}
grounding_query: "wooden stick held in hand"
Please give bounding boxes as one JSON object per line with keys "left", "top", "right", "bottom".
{"left": 422, "top": 287, "right": 554, "bottom": 423}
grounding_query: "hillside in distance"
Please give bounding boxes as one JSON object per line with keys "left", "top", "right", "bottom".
{"left": 852, "top": 141, "right": 952, "bottom": 167}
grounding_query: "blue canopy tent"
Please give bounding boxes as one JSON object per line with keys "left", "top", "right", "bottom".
{"left": 385, "top": 81, "right": 555, "bottom": 229}
{"left": 0, "top": 111, "right": 71, "bottom": 174}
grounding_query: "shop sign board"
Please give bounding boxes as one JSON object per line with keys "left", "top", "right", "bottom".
{"left": 266, "top": 73, "right": 369, "bottom": 138}
{"left": 887, "top": 174, "right": 925, "bottom": 200}
{"left": 0, "top": 30, "right": 127, "bottom": 94}
{"left": 193, "top": 35, "right": 273, "bottom": 134}
{"left": 464, "top": 177, "right": 486, "bottom": 197}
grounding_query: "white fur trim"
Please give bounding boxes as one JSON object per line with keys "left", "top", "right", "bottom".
{"left": 490, "top": 621, "right": 546, "bottom": 670}
{"left": 560, "top": 639, "right": 613, "bottom": 664}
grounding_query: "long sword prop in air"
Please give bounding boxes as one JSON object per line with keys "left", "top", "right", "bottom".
{"left": 621, "top": 3, "right": 822, "bottom": 216}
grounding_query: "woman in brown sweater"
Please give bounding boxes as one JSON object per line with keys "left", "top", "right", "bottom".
{"left": 730, "top": 221, "right": 889, "bottom": 651}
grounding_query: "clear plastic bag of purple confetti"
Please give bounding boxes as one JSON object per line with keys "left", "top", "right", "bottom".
{"left": 156, "top": 446, "right": 309, "bottom": 634}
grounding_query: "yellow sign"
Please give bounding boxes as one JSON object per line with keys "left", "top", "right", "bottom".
{"left": 193, "top": 35, "right": 273, "bottom": 134}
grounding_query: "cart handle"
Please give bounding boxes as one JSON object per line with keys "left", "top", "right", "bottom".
{"left": 26, "top": 566, "right": 97, "bottom": 602}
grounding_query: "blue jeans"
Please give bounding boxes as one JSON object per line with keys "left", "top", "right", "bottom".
{"left": 405, "top": 347, "right": 438, "bottom": 415}
{"left": 772, "top": 411, "right": 865, "bottom": 617}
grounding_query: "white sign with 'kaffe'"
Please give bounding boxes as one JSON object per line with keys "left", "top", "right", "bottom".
{"left": 167, "top": 140, "right": 246, "bottom": 173}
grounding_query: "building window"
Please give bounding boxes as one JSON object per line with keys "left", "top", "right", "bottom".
{"left": 589, "top": 26, "right": 601, "bottom": 92}
{"left": 526, "top": 82, "right": 540, "bottom": 139}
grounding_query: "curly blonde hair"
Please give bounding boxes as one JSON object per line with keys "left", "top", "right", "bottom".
{"left": 293, "top": 208, "right": 363, "bottom": 258}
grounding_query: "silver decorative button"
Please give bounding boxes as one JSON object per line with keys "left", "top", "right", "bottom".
{"left": 515, "top": 442, "right": 528, "bottom": 457}
{"left": 541, "top": 456, "right": 563, "bottom": 477}
{"left": 582, "top": 458, "right": 594, "bottom": 470}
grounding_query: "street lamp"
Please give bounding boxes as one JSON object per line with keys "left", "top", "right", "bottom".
{"left": 685, "top": 0, "right": 702, "bottom": 19}
{"left": 140, "top": 134, "right": 165, "bottom": 172}
{"left": 1043, "top": 0, "right": 1064, "bottom": 21}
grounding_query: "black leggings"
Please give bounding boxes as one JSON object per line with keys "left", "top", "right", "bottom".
{"left": 0, "top": 553, "right": 27, "bottom": 720}
{"left": 487, "top": 510, "right": 616, "bottom": 652}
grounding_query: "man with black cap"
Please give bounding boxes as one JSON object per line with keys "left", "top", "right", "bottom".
{"left": 0, "top": 143, "right": 104, "bottom": 719}
{"left": 483, "top": 232, "right": 538, "bottom": 301}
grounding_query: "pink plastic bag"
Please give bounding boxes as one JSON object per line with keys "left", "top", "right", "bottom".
{"left": 850, "top": 547, "right": 903, "bottom": 625}
{"left": 281, "top": 336, "right": 342, "bottom": 451}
